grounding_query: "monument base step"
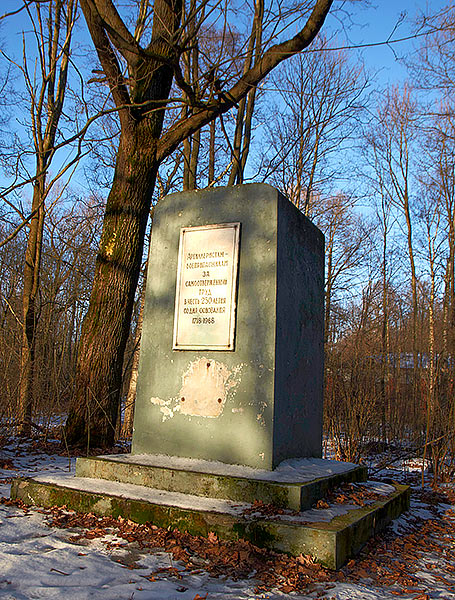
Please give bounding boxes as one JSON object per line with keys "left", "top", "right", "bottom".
{"left": 75, "top": 454, "right": 368, "bottom": 511}
{"left": 11, "top": 474, "right": 409, "bottom": 570}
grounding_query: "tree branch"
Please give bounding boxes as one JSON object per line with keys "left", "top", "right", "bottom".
{"left": 90, "top": 0, "right": 142, "bottom": 67}
{"left": 156, "top": 0, "right": 333, "bottom": 161}
{"left": 80, "top": 0, "right": 132, "bottom": 129}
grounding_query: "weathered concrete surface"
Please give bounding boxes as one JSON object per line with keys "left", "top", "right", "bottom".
{"left": 132, "top": 184, "right": 324, "bottom": 469}
{"left": 76, "top": 454, "right": 368, "bottom": 511}
{"left": 11, "top": 476, "right": 410, "bottom": 570}
{"left": 177, "top": 357, "right": 232, "bottom": 417}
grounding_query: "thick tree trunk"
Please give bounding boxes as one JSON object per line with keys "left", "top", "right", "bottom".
{"left": 64, "top": 128, "right": 158, "bottom": 448}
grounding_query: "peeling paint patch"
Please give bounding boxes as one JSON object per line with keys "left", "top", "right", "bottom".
{"left": 149, "top": 359, "right": 242, "bottom": 421}
{"left": 150, "top": 396, "right": 181, "bottom": 421}
{"left": 179, "top": 358, "right": 240, "bottom": 418}
{"left": 150, "top": 397, "right": 166, "bottom": 406}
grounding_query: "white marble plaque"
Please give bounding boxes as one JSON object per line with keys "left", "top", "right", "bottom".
{"left": 173, "top": 223, "right": 240, "bottom": 350}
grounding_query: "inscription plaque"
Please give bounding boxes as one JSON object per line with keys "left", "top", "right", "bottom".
{"left": 173, "top": 222, "right": 240, "bottom": 350}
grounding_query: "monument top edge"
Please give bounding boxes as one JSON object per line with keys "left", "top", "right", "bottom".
{"left": 163, "top": 182, "right": 279, "bottom": 202}
{"left": 155, "top": 183, "right": 323, "bottom": 241}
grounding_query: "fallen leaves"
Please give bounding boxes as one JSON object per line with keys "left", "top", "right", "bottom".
{"left": 6, "top": 473, "right": 455, "bottom": 598}
{"left": 241, "top": 482, "right": 387, "bottom": 521}
{"left": 343, "top": 486, "right": 455, "bottom": 596}
{"left": 40, "top": 502, "right": 336, "bottom": 594}
{"left": 327, "top": 482, "right": 385, "bottom": 507}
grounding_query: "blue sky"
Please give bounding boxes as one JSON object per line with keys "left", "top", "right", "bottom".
{"left": 0, "top": 0, "right": 449, "bottom": 204}
{"left": 343, "top": 1, "right": 444, "bottom": 84}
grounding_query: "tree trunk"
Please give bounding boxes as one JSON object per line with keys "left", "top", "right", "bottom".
{"left": 208, "top": 119, "right": 216, "bottom": 185}
{"left": 442, "top": 201, "right": 454, "bottom": 358}
{"left": 424, "top": 232, "right": 436, "bottom": 486}
{"left": 121, "top": 265, "right": 147, "bottom": 439}
{"left": 18, "top": 179, "right": 45, "bottom": 436}
{"left": 228, "top": 0, "right": 263, "bottom": 186}
{"left": 324, "top": 225, "right": 334, "bottom": 348}
{"left": 403, "top": 193, "right": 419, "bottom": 425}
{"left": 380, "top": 207, "right": 389, "bottom": 443}
{"left": 16, "top": 0, "right": 75, "bottom": 436}
{"left": 64, "top": 127, "right": 158, "bottom": 448}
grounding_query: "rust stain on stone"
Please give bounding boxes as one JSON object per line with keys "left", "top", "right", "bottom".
{"left": 178, "top": 358, "right": 237, "bottom": 418}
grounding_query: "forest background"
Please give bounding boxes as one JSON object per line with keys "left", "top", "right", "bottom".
{"left": 0, "top": 0, "right": 453, "bottom": 486}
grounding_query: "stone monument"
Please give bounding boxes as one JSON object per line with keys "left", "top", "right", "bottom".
{"left": 132, "top": 183, "right": 324, "bottom": 469}
{"left": 11, "top": 184, "right": 409, "bottom": 569}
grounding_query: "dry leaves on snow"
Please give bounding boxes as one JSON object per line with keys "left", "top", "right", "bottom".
{"left": 3, "top": 484, "right": 455, "bottom": 597}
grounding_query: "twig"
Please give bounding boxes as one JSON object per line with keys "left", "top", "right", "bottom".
{"left": 50, "top": 568, "right": 69, "bottom": 576}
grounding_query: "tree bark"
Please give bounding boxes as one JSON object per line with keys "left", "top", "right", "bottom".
{"left": 121, "top": 277, "right": 146, "bottom": 439}
{"left": 18, "top": 179, "right": 45, "bottom": 436}
{"left": 65, "top": 127, "right": 159, "bottom": 447}
{"left": 65, "top": 0, "right": 183, "bottom": 448}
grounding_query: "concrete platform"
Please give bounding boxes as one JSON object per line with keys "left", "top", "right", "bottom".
{"left": 75, "top": 454, "right": 369, "bottom": 511}
{"left": 10, "top": 454, "right": 409, "bottom": 569}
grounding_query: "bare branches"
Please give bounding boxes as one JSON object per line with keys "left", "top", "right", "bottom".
{"left": 157, "top": 0, "right": 333, "bottom": 161}
{"left": 80, "top": 0, "right": 132, "bottom": 128}
{"left": 134, "top": 0, "right": 151, "bottom": 43}
{"left": 0, "top": 0, "right": 48, "bottom": 23}
{"left": 88, "top": 0, "right": 141, "bottom": 66}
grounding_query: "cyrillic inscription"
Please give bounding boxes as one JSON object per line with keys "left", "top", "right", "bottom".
{"left": 173, "top": 223, "right": 240, "bottom": 350}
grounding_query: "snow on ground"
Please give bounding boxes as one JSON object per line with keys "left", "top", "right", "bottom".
{"left": 1, "top": 439, "right": 455, "bottom": 599}
{"left": 107, "top": 453, "right": 361, "bottom": 483}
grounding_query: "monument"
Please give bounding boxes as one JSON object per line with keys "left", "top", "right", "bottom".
{"left": 132, "top": 184, "right": 324, "bottom": 469}
{"left": 11, "top": 184, "right": 409, "bottom": 569}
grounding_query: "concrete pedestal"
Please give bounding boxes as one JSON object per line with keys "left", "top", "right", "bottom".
{"left": 132, "top": 184, "right": 324, "bottom": 469}
{"left": 11, "top": 454, "right": 409, "bottom": 569}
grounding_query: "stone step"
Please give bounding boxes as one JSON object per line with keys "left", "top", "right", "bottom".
{"left": 75, "top": 454, "right": 368, "bottom": 511}
{"left": 11, "top": 474, "right": 409, "bottom": 570}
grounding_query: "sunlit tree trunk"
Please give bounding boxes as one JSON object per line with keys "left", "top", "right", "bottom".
{"left": 121, "top": 271, "right": 147, "bottom": 439}
{"left": 18, "top": 178, "right": 45, "bottom": 435}
{"left": 65, "top": 128, "right": 160, "bottom": 447}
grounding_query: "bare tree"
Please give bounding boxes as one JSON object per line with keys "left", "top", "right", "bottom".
{"left": 227, "top": 0, "right": 264, "bottom": 185}
{"left": 426, "top": 111, "right": 455, "bottom": 365}
{"left": 0, "top": 0, "right": 78, "bottom": 435}
{"left": 64, "top": 0, "right": 334, "bottom": 448}
{"left": 365, "top": 85, "right": 422, "bottom": 423}
{"left": 0, "top": 193, "right": 101, "bottom": 439}
{"left": 411, "top": 4, "right": 455, "bottom": 102}
{"left": 260, "top": 36, "right": 366, "bottom": 216}
{"left": 419, "top": 186, "right": 443, "bottom": 484}
{"left": 317, "top": 194, "right": 366, "bottom": 349}
{"left": 417, "top": 106, "right": 455, "bottom": 483}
